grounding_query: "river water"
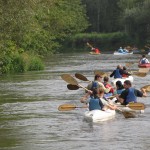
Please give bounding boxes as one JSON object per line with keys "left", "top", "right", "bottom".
{"left": 0, "top": 53, "right": 150, "bottom": 150}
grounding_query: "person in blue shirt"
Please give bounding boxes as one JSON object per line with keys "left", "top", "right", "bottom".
{"left": 114, "top": 80, "right": 125, "bottom": 95}
{"left": 116, "top": 80, "right": 147, "bottom": 105}
{"left": 110, "top": 65, "right": 123, "bottom": 79}
{"left": 80, "top": 87, "right": 117, "bottom": 111}
{"left": 118, "top": 47, "right": 124, "bottom": 53}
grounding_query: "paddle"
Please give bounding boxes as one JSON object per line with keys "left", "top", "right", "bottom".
{"left": 75, "top": 73, "right": 90, "bottom": 82}
{"left": 58, "top": 104, "right": 87, "bottom": 111}
{"left": 67, "top": 84, "right": 80, "bottom": 90}
{"left": 94, "top": 70, "right": 108, "bottom": 77}
{"left": 131, "top": 72, "right": 147, "bottom": 77}
{"left": 138, "top": 68, "right": 149, "bottom": 73}
{"left": 126, "top": 102, "right": 145, "bottom": 110}
{"left": 58, "top": 103, "right": 144, "bottom": 118}
{"left": 125, "top": 62, "right": 134, "bottom": 68}
{"left": 141, "top": 85, "right": 150, "bottom": 92}
{"left": 86, "top": 42, "right": 93, "bottom": 49}
{"left": 61, "top": 74, "right": 91, "bottom": 92}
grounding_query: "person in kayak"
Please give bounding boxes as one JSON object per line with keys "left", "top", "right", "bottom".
{"left": 110, "top": 65, "right": 123, "bottom": 79}
{"left": 103, "top": 76, "right": 114, "bottom": 98}
{"left": 114, "top": 80, "right": 125, "bottom": 95}
{"left": 116, "top": 80, "right": 147, "bottom": 105}
{"left": 122, "top": 66, "right": 131, "bottom": 77}
{"left": 88, "top": 74, "right": 111, "bottom": 95}
{"left": 91, "top": 47, "right": 100, "bottom": 54}
{"left": 139, "top": 55, "right": 149, "bottom": 64}
{"left": 118, "top": 47, "right": 124, "bottom": 53}
{"left": 80, "top": 87, "right": 117, "bottom": 111}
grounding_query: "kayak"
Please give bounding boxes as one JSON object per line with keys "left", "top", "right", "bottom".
{"left": 114, "top": 51, "right": 133, "bottom": 55}
{"left": 132, "top": 50, "right": 144, "bottom": 54}
{"left": 117, "top": 105, "right": 144, "bottom": 118}
{"left": 111, "top": 76, "right": 134, "bottom": 86}
{"left": 89, "top": 52, "right": 100, "bottom": 55}
{"left": 84, "top": 109, "right": 116, "bottom": 122}
{"left": 138, "top": 63, "right": 150, "bottom": 68}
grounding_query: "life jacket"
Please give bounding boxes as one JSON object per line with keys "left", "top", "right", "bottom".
{"left": 122, "top": 74, "right": 128, "bottom": 77}
{"left": 90, "top": 81, "right": 99, "bottom": 98}
{"left": 91, "top": 81, "right": 98, "bottom": 90}
{"left": 114, "top": 69, "right": 122, "bottom": 78}
{"left": 89, "top": 98, "right": 103, "bottom": 111}
{"left": 95, "top": 48, "right": 100, "bottom": 53}
{"left": 125, "top": 88, "right": 137, "bottom": 105}
{"left": 141, "top": 58, "right": 146, "bottom": 64}
{"left": 116, "top": 89, "right": 124, "bottom": 94}
{"left": 103, "top": 82, "right": 114, "bottom": 93}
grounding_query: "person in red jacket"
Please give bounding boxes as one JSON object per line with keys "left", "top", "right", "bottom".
{"left": 103, "top": 76, "right": 114, "bottom": 93}
{"left": 91, "top": 47, "right": 100, "bottom": 54}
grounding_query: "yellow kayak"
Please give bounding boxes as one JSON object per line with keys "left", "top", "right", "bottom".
{"left": 89, "top": 52, "right": 101, "bottom": 55}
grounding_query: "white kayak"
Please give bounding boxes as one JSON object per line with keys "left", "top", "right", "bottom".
{"left": 111, "top": 76, "right": 134, "bottom": 86}
{"left": 84, "top": 109, "right": 116, "bottom": 122}
{"left": 114, "top": 51, "right": 133, "bottom": 55}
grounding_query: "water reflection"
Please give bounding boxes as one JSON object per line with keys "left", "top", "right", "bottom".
{"left": 0, "top": 53, "right": 150, "bottom": 150}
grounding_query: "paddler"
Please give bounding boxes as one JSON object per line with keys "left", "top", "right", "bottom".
{"left": 116, "top": 80, "right": 147, "bottom": 105}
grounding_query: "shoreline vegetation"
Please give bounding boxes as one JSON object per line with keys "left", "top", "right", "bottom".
{"left": 0, "top": 0, "right": 149, "bottom": 74}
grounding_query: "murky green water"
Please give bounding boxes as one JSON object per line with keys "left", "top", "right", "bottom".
{"left": 0, "top": 53, "right": 150, "bottom": 150}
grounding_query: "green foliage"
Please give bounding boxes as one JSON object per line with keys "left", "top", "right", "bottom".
{"left": 0, "top": 0, "right": 88, "bottom": 74}
{"left": 118, "top": 0, "right": 150, "bottom": 45}
{"left": 64, "top": 32, "right": 134, "bottom": 51}
{"left": 28, "top": 56, "right": 44, "bottom": 71}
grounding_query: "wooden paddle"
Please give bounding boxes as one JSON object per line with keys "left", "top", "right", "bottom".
{"left": 58, "top": 104, "right": 87, "bottom": 111}
{"left": 138, "top": 68, "right": 149, "bottom": 73}
{"left": 86, "top": 42, "right": 93, "bottom": 49}
{"left": 58, "top": 103, "right": 143, "bottom": 118}
{"left": 131, "top": 72, "right": 147, "bottom": 77}
{"left": 125, "top": 62, "right": 134, "bottom": 68}
{"left": 67, "top": 84, "right": 80, "bottom": 90}
{"left": 75, "top": 73, "right": 90, "bottom": 82}
{"left": 94, "top": 70, "right": 108, "bottom": 77}
{"left": 126, "top": 102, "right": 145, "bottom": 110}
{"left": 141, "top": 85, "right": 150, "bottom": 92}
{"left": 61, "top": 74, "right": 91, "bottom": 92}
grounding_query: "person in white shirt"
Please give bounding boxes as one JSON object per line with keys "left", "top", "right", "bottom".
{"left": 139, "top": 55, "right": 149, "bottom": 64}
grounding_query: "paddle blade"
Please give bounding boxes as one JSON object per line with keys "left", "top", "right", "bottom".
{"left": 94, "top": 70, "right": 108, "bottom": 77}
{"left": 138, "top": 68, "right": 149, "bottom": 73}
{"left": 75, "top": 73, "right": 89, "bottom": 81}
{"left": 141, "top": 85, "right": 150, "bottom": 92}
{"left": 132, "top": 72, "right": 147, "bottom": 77}
{"left": 122, "top": 111, "right": 137, "bottom": 118}
{"left": 61, "top": 74, "right": 78, "bottom": 85}
{"left": 125, "top": 62, "right": 134, "bottom": 67}
{"left": 127, "top": 103, "right": 145, "bottom": 110}
{"left": 58, "top": 104, "right": 76, "bottom": 111}
{"left": 67, "top": 84, "right": 79, "bottom": 90}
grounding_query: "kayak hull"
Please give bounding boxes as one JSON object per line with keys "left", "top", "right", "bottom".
{"left": 138, "top": 63, "right": 150, "bottom": 68}
{"left": 114, "top": 51, "right": 133, "bottom": 55}
{"left": 84, "top": 109, "right": 116, "bottom": 122}
{"left": 111, "top": 76, "right": 134, "bottom": 86}
{"left": 89, "top": 52, "right": 100, "bottom": 55}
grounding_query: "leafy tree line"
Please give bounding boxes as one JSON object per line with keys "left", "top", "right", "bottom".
{"left": 76, "top": 0, "right": 150, "bottom": 50}
{"left": 0, "top": 0, "right": 150, "bottom": 74}
{"left": 0, "top": 0, "right": 88, "bottom": 74}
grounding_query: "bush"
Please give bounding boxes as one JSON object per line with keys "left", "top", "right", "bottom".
{"left": 28, "top": 56, "right": 44, "bottom": 71}
{"left": 62, "top": 32, "right": 134, "bottom": 52}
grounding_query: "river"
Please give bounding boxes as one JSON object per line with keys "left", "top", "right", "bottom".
{"left": 0, "top": 53, "right": 150, "bottom": 150}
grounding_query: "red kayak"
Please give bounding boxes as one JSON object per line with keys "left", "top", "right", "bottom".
{"left": 138, "top": 63, "right": 150, "bottom": 68}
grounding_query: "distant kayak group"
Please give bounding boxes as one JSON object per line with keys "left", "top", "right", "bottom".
{"left": 87, "top": 42, "right": 150, "bottom": 55}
